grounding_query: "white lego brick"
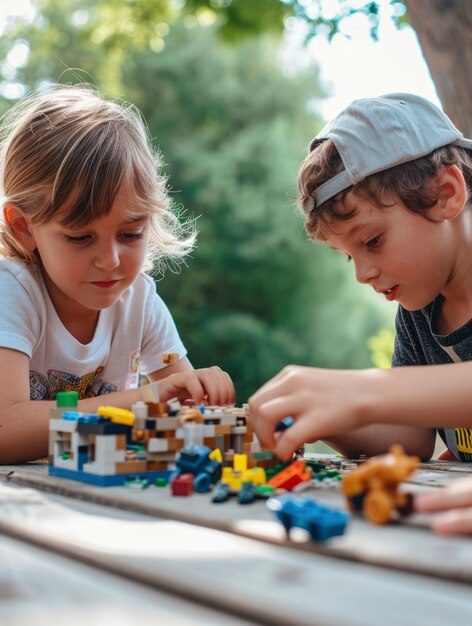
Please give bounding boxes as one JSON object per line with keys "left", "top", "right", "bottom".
{"left": 230, "top": 426, "right": 247, "bottom": 435}
{"left": 94, "top": 435, "right": 126, "bottom": 462}
{"left": 147, "top": 438, "right": 169, "bottom": 453}
{"left": 71, "top": 431, "right": 89, "bottom": 448}
{"left": 131, "top": 401, "right": 148, "bottom": 418}
{"left": 203, "top": 414, "right": 236, "bottom": 426}
{"left": 49, "top": 418, "right": 78, "bottom": 433}
{"left": 53, "top": 456, "right": 78, "bottom": 471}
{"left": 179, "top": 423, "right": 205, "bottom": 447}
{"left": 82, "top": 462, "right": 118, "bottom": 475}
{"left": 153, "top": 417, "right": 180, "bottom": 431}
{"left": 141, "top": 382, "right": 160, "bottom": 403}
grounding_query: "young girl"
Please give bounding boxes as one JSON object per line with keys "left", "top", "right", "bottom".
{"left": 0, "top": 84, "right": 234, "bottom": 464}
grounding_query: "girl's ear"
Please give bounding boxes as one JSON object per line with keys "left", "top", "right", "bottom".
{"left": 4, "top": 203, "right": 36, "bottom": 251}
{"left": 435, "top": 164, "right": 467, "bottom": 220}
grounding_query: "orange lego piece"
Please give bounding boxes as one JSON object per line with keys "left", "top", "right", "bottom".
{"left": 341, "top": 444, "right": 419, "bottom": 525}
{"left": 267, "top": 460, "right": 312, "bottom": 490}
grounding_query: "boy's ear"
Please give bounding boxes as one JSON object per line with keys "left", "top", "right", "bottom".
{"left": 434, "top": 164, "right": 467, "bottom": 220}
{"left": 3, "top": 203, "right": 36, "bottom": 251}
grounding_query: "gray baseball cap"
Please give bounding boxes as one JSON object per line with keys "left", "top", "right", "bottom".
{"left": 310, "top": 92, "right": 472, "bottom": 209}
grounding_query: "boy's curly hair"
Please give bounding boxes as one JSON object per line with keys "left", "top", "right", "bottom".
{"left": 298, "top": 139, "right": 472, "bottom": 241}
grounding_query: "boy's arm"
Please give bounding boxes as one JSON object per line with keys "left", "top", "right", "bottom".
{"left": 323, "top": 424, "right": 436, "bottom": 461}
{"left": 249, "top": 363, "right": 472, "bottom": 460}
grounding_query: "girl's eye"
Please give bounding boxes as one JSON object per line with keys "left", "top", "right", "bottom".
{"left": 65, "top": 234, "right": 91, "bottom": 244}
{"left": 120, "top": 231, "right": 144, "bottom": 241}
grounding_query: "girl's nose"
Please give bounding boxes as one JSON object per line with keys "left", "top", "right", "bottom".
{"left": 93, "top": 241, "right": 120, "bottom": 271}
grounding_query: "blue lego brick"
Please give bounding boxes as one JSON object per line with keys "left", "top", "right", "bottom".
{"left": 62, "top": 411, "right": 101, "bottom": 423}
{"left": 267, "top": 494, "right": 350, "bottom": 542}
{"left": 49, "top": 466, "right": 172, "bottom": 486}
{"left": 175, "top": 445, "right": 222, "bottom": 487}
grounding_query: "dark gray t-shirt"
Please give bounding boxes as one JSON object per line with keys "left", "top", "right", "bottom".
{"left": 392, "top": 296, "right": 472, "bottom": 461}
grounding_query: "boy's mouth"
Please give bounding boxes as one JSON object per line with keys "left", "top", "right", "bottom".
{"left": 381, "top": 285, "right": 399, "bottom": 301}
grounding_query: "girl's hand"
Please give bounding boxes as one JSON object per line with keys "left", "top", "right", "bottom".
{"left": 415, "top": 477, "right": 472, "bottom": 535}
{"left": 157, "top": 366, "right": 235, "bottom": 406}
{"left": 248, "top": 365, "right": 368, "bottom": 460}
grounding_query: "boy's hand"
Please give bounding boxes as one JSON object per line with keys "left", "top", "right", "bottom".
{"left": 415, "top": 477, "right": 472, "bottom": 535}
{"left": 157, "top": 366, "right": 235, "bottom": 406}
{"left": 248, "top": 365, "right": 367, "bottom": 460}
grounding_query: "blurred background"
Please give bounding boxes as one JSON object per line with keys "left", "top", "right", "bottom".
{"left": 1, "top": 0, "right": 466, "bottom": 405}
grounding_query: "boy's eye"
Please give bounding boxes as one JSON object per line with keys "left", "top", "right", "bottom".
{"left": 366, "top": 235, "right": 382, "bottom": 248}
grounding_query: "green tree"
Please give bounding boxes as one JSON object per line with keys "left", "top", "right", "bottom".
{"left": 0, "top": 3, "right": 393, "bottom": 400}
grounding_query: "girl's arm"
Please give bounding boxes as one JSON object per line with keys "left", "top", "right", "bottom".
{"left": 0, "top": 349, "right": 234, "bottom": 464}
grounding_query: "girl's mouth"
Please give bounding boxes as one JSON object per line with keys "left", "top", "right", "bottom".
{"left": 91, "top": 280, "right": 119, "bottom": 289}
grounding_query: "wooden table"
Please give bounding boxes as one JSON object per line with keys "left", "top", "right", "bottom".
{"left": 0, "top": 460, "right": 471, "bottom": 626}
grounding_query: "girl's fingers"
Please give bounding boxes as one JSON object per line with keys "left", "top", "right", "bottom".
{"left": 415, "top": 477, "right": 472, "bottom": 512}
{"left": 195, "top": 366, "right": 235, "bottom": 406}
{"left": 432, "top": 508, "right": 472, "bottom": 535}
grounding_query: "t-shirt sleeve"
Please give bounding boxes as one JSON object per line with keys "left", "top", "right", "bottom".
{"left": 0, "top": 267, "right": 41, "bottom": 357}
{"left": 139, "top": 280, "right": 187, "bottom": 374}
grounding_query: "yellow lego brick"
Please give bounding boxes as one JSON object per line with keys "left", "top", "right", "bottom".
{"left": 209, "top": 448, "right": 223, "bottom": 463}
{"left": 233, "top": 453, "right": 247, "bottom": 472}
{"left": 97, "top": 406, "right": 135, "bottom": 426}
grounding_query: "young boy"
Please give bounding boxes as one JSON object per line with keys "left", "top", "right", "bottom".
{"left": 249, "top": 93, "right": 472, "bottom": 533}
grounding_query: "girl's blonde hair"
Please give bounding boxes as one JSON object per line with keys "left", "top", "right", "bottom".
{"left": 298, "top": 139, "right": 472, "bottom": 241}
{"left": 0, "top": 83, "right": 196, "bottom": 272}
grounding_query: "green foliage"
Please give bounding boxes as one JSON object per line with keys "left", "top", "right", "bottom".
{"left": 367, "top": 328, "right": 395, "bottom": 369}
{"left": 0, "top": 2, "right": 395, "bottom": 402}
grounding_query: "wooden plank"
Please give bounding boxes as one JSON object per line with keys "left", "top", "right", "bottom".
{"left": 0, "top": 483, "right": 471, "bottom": 626}
{"left": 2, "top": 462, "right": 472, "bottom": 583}
{"left": 0, "top": 528, "right": 256, "bottom": 626}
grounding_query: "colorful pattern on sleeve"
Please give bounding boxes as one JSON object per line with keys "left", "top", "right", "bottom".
{"left": 30, "top": 367, "right": 119, "bottom": 400}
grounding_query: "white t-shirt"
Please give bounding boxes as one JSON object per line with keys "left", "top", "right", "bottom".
{"left": 0, "top": 259, "right": 186, "bottom": 400}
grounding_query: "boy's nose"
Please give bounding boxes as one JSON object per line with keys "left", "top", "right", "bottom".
{"left": 355, "top": 260, "right": 380, "bottom": 285}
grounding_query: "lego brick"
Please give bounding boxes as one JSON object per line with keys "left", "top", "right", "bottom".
{"left": 171, "top": 473, "right": 194, "bottom": 496}
{"left": 148, "top": 438, "right": 169, "bottom": 453}
{"left": 215, "top": 425, "right": 232, "bottom": 435}
{"left": 130, "top": 401, "right": 148, "bottom": 418}
{"left": 203, "top": 436, "right": 217, "bottom": 447}
{"left": 76, "top": 421, "right": 130, "bottom": 436}
{"left": 115, "top": 461, "right": 148, "bottom": 474}
{"left": 141, "top": 381, "right": 160, "bottom": 403}
{"left": 146, "top": 402, "right": 169, "bottom": 417}
{"left": 48, "top": 466, "right": 172, "bottom": 486}
{"left": 153, "top": 417, "right": 180, "bottom": 430}
{"left": 50, "top": 418, "right": 78, "bottom": 433}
